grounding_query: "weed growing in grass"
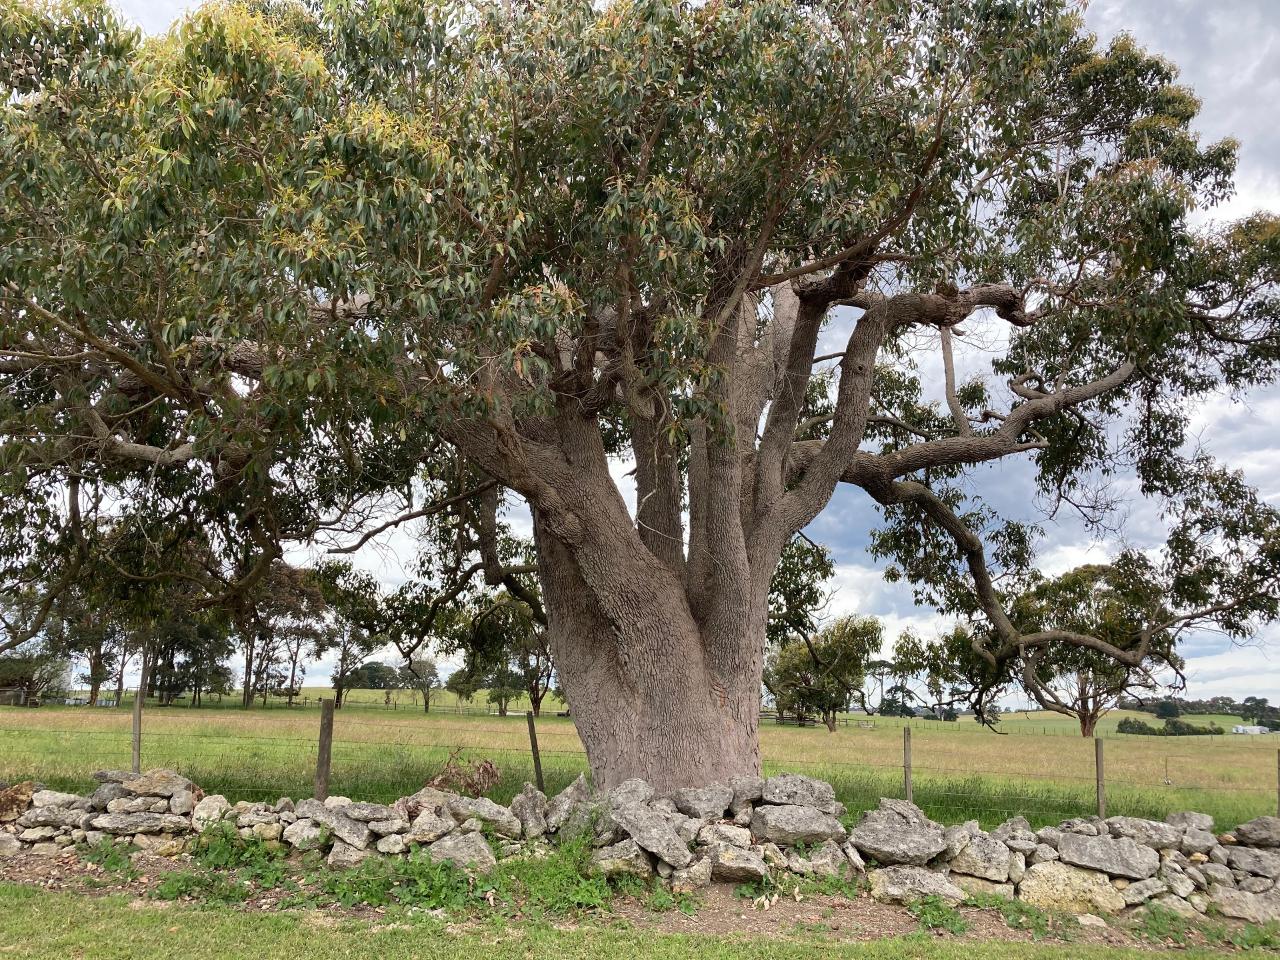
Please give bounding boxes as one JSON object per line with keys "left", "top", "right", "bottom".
{"left": 1131, "top": 903, "right": 1197, "bottom": 946}
{"left": 906, "top": 895, "right": 970, "bottom": 935}
{"left": 151, "top": 870, "right": 251, "bottom": 903}
{"left": 79, "top": 837, "right": 137, "bottom": 879}
{"left": 1216, "top": 920, "right": 1280, "bottom": 950}
{"left": 190, "top": 822, "right": 292, "bottom": 889}
{"left": 789, "top": 871, "right": 865, "bottom": 899}
{"left": 322, "top": 853, "right": 471, "bottom": 910}
{"left": 644, "top": 887, "right": 699, "bottom": 916}
{"left": 963, "top": 892, "right": 1054, "bottom": 939}
{"left": 484, "top": 837, "right": 613, "bottom": 915}
{"left": 733, "top": 877, "right": 774, "bottom": 900}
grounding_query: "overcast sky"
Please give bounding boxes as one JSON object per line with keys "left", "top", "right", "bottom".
{"left": 110, "top": 0, "right": 1280, "bottom": 703}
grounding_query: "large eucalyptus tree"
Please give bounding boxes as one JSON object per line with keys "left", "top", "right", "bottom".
{"left": 3, "top": 0, "right": 1278, "bottom": 790}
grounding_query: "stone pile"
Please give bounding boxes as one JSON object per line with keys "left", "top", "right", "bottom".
{"left": 1, "top": 770, "right": 1277, "bottom": 922}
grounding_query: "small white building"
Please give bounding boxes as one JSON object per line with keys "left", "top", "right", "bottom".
{"left": 1232, "top": 724, "right": 1269, "bottom": 735}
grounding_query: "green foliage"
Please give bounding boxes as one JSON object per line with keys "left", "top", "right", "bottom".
{"left": 484, "top": 836, "right": 613, "bottom": 916}
{"left": 78, "top": 836, "right": 137, "bottom": 879}
{"left": 1131, "top": 904, "right": 1196, "bottom": 946}
{"left": 1117, "top": 717, "right": 1223, "bottom": 737}
{"left": 320, "top": 850, "right": 470, "bottom": 910}
{"left": 907, "top": 896, "right": 970, "bottom": 935}
{"left": 151, "top": 869, "right": 251, "bottom": 903}
{"left": 765, "top": 616, "right": 881, "bottom": 728}
{"left": 964, "top": 892, "right": 1054, "bottom": 940}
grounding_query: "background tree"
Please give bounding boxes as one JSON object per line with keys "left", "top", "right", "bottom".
{"left": 3, "top": 0, "right": 1280, "bottom": 789}
{"left": 764, "top": 616, "right": 881, "bottom": 732}
{"left": 400, "top": 657, "right": 440, "bottom": 713}
{"left": 1008, "top": 562, "right": 1180, "bottom": 736}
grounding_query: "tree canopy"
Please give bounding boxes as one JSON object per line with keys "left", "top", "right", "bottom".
{"left": 2, "top": 0, "right": 1278, "bottom": 787}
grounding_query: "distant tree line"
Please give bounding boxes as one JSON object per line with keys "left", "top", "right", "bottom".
{"left": 1118, "top": 695, "right": 1279, "bottom": 730}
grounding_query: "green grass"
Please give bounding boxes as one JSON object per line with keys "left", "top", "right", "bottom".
{"left": 0, "top": 883, "right": 1250, "bottom": 960}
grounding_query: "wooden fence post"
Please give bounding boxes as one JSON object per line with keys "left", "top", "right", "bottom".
{"left": 314, "top": 699, "right": 335, "bottom": 800}
{"left": 903, "top": 726, "right": 913, "bottom": 804}
{"left": 131, "top": 654, "right": 149, "bottom": 774}
{"left": 526, "top": 711, "right": 545, "bottom": 793}
{"left": 1275, "top": 748, "right": 1279, "bottom": 817}
{"left": 1095, "top": 737, "right": 1106, "bottom": 819}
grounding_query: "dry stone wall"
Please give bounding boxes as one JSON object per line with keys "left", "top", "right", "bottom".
{"left": 1, "top": 771, "right": 1278, "bottom": 922}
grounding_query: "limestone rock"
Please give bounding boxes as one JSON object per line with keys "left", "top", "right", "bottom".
{"left": 252, "top": 821, "right": 282, "bottom": 842}
{"left": 122, "top": 770, "right": 197, "bottom": 799}
{"left": 326, "top": 840, "right": 370, "bottom": 869}
{"left": 91, "top": 770, "right": 139, "bottom": 784}
{"left": 698, "top": 823, "right": 752, "bottom": 848}
{"left": 750, "top": 804, "right": 845, "bottom": 846}
{"left": 948, "top": 833, "right": 1010, "bottom": 882}
{"left": 169, "top": 791, "right": 197, "bottom": 816}
{"left": 1210, "top": 884, "right": 1280, "bottom": 923}
{"left": 282, "top": 818, "right": 326, "bottom": 851}
{"left": 191, "top": 795, "right": 231, "bottom": 831}
{"left": 1120, "top": 877, "right": 1167, "bottom": 906}
{"left": 370, "top": 818, "right": 409, "bottom": 836}
{"left": 1201, "top": 862, "right": 1235, "bottom": 887}
{"left": 1228, "top": 847, "right": 1280, "bottom": 879}
{"left": 1029, "top": 843, "right": 1059, "bottom": 865}
{"left": 406, "top": 810, "right": 455, "bottom": 845}
{"left": 942, "top": 824, "right": 971, "bottom": 860}
{"left": 672, "top": 783, "right": 733, "bottom": 820}
{"left": 708, "top": 842, "right": 769, "bottom": 882}
{"left": 612, "top": 804, "right": 692, "bottom": 868}
{"left": 0, "top": 834, "right": 21, "bottom": 858}
{"left": 1152, "top": 894, "right": 1198, "bottom": 918}
{"left": 1009, "top": 851, "right": 1026, "bottom": 884}
{"left": 728, "top": 776, "right": 764, "bottom": 813}
{"left": 1106, "top": 817, "right": 1183, "bottom": 851}
{"left": 1018, "top": 861, "right": 1126, "bottom": 915}
{"left": 807, "top": 839, "right": 851, "bottom": 879}
{"left": 0, "top": 782, "right": 35, "bottom": 823}
{"left": 847, "top": 798, "right": 945, "bottom": 866}
{"left": 559, "top": 800, "right": 620, "bottom": 847}
{"left": 671, "top": 855, "right": 714, "bottom": 893}
{"left": 324, "top": 796, "right": 352, "bottom": 809}
{"left": 448, "top": 797, "right": 521, "bottom": 839}
{"left": 605, "top": 779, "right": 655, "bottom": 808}
{"left": 1167, "top": 812, "right": 1214, "bottom": 833}
{"left": 840, "top": 841, "right": 866, "bottom": 873}
{"left": 1181, "top": 829, "right": 1217, "bottom": 856}
{"left": 341, "top": 802, "right": 395, "bottom": 823}
{"left": 18, "top": 807, "right": 88, "bottom": 829}
{"left": 88, "top": 783, "right": 130, "bottom": 811}
{"left": 510, "top": 783, "right": 548, "bottom": 840}
{"left": 1235, "top": 816, "right": 1280, "bottom": 848}
{"left": 1057, "top": 832, "right": 1159, "bottom": 880}
{"left": 31, "top": 790, "right": 80, "bottom": 809}
{"left": 428, "top": 831, "right": 496, "bottom": 873}
{"left": 760, "top": 774, "right": 841, "bottom": 816}
{"left": 394, "top": 786, "right": 454, "bottom": 822}
{"left": 1240, "top": 876, "right": 1275, "bottom": 894}
{"left": 295, "top": 799, "right": 371, "bottom": 849}
{"left": 545, "top": 774, "right": 592, "bottom": 833}
{"left": 953, "top": 875, "right": 1014, "bottom": 899}
{"left": 590, "top": 838, "right": 654, "bottom": 879}
{"left": 89, "top": 812, "right": 190, "bottom": 835}
{"left": 868, "top": 865, "right": 964, "bottom": 905}
{"left": 376, "top": 834, "right": 407, "bottom": 855}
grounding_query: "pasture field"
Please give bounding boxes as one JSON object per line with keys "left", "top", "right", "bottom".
{"left": 0, "top": 700, "right": 1274, "bottom": 830}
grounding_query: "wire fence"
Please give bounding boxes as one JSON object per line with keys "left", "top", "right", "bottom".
{"left": 0, "top": 704, "right": 1276, "bottom": 831}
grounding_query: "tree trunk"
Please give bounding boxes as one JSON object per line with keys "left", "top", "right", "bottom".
{"left": 535, "top": 517, "right": 764, "bottom": 794}
{"left": 823, "top": 710, "right": 837, "bottom": 733}
{"left": 114, "top": 651, "right": 127, "bottom": 708}
{"left": 1080, "top": 712, "right": 1098, "bottom": 738}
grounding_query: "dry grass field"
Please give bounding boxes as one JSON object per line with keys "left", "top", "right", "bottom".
{"left": 0, "top": 700, "right": 1274, "bottom": 829}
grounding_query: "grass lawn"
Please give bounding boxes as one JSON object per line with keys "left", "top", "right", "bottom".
{"left": 0, "top": 883, "right": 1247, "bottom": 960}
{"left": 0, "top": 702, "right": 1275, "bottom": 829}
